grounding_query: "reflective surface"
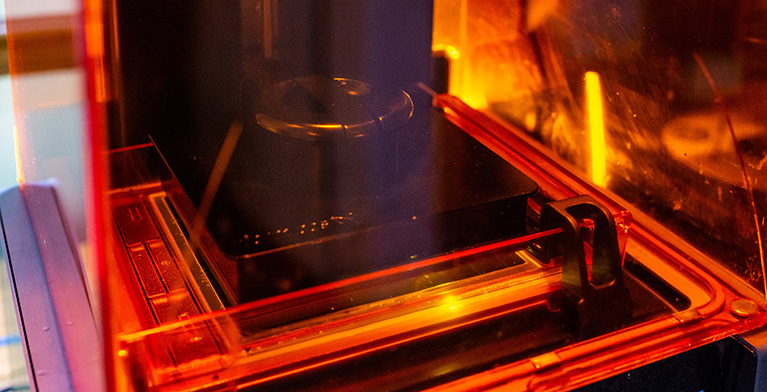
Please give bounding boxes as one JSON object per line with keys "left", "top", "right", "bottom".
{"left": 434, "top": 0, "right": 767, "bottom": 294}
{"left": 4, "top": 0, "right": 767, "bottom": 390}
{"left": 94, "top": 0, "right": 767, "bottom": 390}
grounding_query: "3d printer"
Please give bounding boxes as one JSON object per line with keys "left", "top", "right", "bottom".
{"left": 3, "top": 0, "right": 767, "bottom": 390}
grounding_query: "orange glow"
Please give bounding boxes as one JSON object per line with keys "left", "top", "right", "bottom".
{"left": 441, "top": 296, "right": 462, "bottom": 312}
{"left": 432, "top": 44, "right": 460, "bottom": 60}
{"left": 585, "top": 71, "right": 607, "bottom": 187}
{"left": 83, "top": 0, "right": 108, "bottom": 102}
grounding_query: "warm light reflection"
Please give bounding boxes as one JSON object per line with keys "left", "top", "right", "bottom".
{"left": 87, "top": 6, "right": 107, "bottom": 101}
{"left": 12, "top": 124, "right": 23, "bottom": 184}
{"left": 441, "top": 296, "right": 463, "bottom": 313}
{"left": 432, "top": 44, "right": 460, "bottom": 60}
{"left": 585, "top": 71, "right": 607, "bottom": 187}
{"left": 457, "top": 85, "right": 489, "bottom": 109}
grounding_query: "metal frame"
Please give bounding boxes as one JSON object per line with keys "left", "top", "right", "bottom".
{"left": 0, "top": 182, "right": 103, "bottom": 392}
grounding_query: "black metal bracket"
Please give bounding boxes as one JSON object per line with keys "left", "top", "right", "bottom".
{"left": 541, "top": 195, "right": 633, "bottom": 340}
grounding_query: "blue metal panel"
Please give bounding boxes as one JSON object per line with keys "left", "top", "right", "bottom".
{"left": 0, "top": 185, "right": 73, "bottom": 392}
{"left": 0, "top": 182, "right": 103, "bottom": 392}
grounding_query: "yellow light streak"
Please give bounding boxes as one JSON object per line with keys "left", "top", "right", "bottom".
{"left": 440, "top": 296, "right": 462, "bottom": 313}
{"left": 12, "top": 124, "right": 23, "bottom": 184}
{"left": 585, "top": 71, "right": 607, "bottom": 187}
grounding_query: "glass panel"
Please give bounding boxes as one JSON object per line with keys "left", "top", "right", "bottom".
{"left": 4, "top": 0, "right": 766, "bottom": 390}
{"left": 116, "top": 225, "right": 684, "bottom": 390}
{"left": 433, "top": 0, "right": 767, "bottom": 295}
{"left": 92, "top": 1, "right": 764, "bottom": 389}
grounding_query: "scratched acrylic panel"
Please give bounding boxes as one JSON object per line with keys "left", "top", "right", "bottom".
{"left": 67, "top": 0, "right": 767, "bottom": 390}
{"left": 433, "top": 0, "right": 767, "bottom": 295}
{"left": 5, "top": 0, "right": 767, "bottom": 390}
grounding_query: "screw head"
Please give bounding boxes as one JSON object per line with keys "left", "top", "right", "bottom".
{"left": 731, "top": 299, "right": 759, "bottom": 318}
